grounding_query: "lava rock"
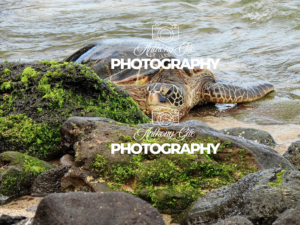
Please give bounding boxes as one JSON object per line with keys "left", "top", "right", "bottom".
{"left": 220, "top": 127, "right": 276, "bottom": 148}
{"left": 174, "top": 169, "right": 300, "bottom": 225}
{"left": 213, "top": 216, "right": 253, "bottom": 225}
{"left": 272, "top": 204, "right": 300, "bottom": 225}
{"left": 283, "top": 140, "right": 300, "bottom": 170}
{"left": 0, "top": 152, "right": 54, "bottom": 204}
{"left": 0, "top": 62, "right": 149, "bottom": 160}
{"left": 31, "top": 165, "right": 71, "bottom": 197}
{"left": 0, "top": 214, "right": 27, "bottom": 225}
{"left": 62, "top": 117, "right": 294, "bottom": 172}
{"left": 32, "top": 192, "right": 165, "bottom": 225}
{"left": 61, "top": 167, "right": 113, "bottom": 193}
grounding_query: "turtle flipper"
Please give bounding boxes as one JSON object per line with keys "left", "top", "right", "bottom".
{"left": 203, "top": 81, "right": 275, "bottom": 103}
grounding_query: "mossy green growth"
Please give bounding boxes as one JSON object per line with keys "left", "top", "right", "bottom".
{"left": 268, "top": 170, "right": 285, "bottom": 187}
{"left": 0, "top": 114, "right": 60, "bottom": 158}
{"left": 90, "top": 154, "right": 108, "bottom": 176}
{"left": 0, "top": 151, "right": 54, "bottom": 198}
{"left": 90, "top": 135, "right": 258, "bottom": 214}
{"left": 0, "top": 61, "right": 150, "bottom": 159}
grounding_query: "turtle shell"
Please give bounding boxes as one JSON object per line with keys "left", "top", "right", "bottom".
{"left": 64, "top": 38, "right": 188, "bottom": 84}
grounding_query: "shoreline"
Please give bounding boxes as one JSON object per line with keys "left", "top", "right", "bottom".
{"left": 182, "top": 115, "right": 300, "bottom": 155}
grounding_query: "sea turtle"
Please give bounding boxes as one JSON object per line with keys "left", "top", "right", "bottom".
{"left": 65, "top": 38, "right": 275, "bottom": 122}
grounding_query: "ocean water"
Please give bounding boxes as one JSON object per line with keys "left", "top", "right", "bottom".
{"left": 1, "top": 0, "right": 300, "bottom": 124}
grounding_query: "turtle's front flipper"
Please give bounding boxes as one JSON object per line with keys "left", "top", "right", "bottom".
{"left": 202, "top": 81, "right": 275, "bottom": 103}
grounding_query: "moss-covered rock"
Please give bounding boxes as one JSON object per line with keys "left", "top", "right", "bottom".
{"left": 220, "top": 127, "right": 276, "bottom": 148}
{"left": 60, "top": 117, "right": 295, "bottom": 214}
{"left": 0, "top": 61, "right": 150, "bottom": 159}
{"left": 0, "top": 151, "right": 54, "bottom": 204}
{"left": 283, "top": 140, "right": 300, "bottom": 170}
{"left": 174, "top": 169, "right": 300, "bottom": 225}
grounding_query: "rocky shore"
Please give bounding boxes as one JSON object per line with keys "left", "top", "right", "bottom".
{"left": 1, "top": 62, "right": 300, "bottom": 225}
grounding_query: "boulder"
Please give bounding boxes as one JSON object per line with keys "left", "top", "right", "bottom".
{"left": 31, "top": 165, "right": 71, "bottom": 197}
{"left": 213, "top": 216, "right": 253, "bottom": 225}
{"left": 61, "top": 167, "right": 113, "bottom": 193}
{"left": 0, "top": 151, "right": 54, "bottom": 204}
{"left": 220, "top": 127, "right": 276, "bottom": 148}
{"left": 32, "top": 192, "right": 165, "bottom": 225}
{"left": 272, "top": 204, "right": 300, "bottom": 225}
{"left": 174, "top": 169, "right": 300, "bottom": 225}
{"left": 283, "top": 140, "right": 300, "bottom": 170}
{"left": 0, "top": 62, "right": 150, "bottom": 159}
{"left": 59, "top": 117, "right": 294, "bottom": 214}
{"left": 0, "top": 215, "right": 27, "bottom": 225}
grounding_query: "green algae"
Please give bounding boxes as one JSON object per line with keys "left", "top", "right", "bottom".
{"left": 0, "top": 151, "right": 54, "bottom": 197}
{"left": 89, "top": 135, "right": 258, "bottom": 214}
{"left": 268, "top": 170, "right": 285, "bottom": 187}
{"left": 0, "top": 61, "right": 150, "bottom": 159}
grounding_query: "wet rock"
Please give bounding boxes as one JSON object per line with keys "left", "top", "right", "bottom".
{"left": 60, "top": 117, "right": 294, "bottom": 214}
{"left": 31, "top": 165, "right": 71, "bottom": 197}
{"left": 283, "top": 140, "right": 300, "bottom": 170}
{"left": 59, "top": 154, "right": 74, "bottom": 167}
{"left": 272, "top": 204, "right": 300, "bottom": 225}
{"left": 174, "top": 169, "right": 300, "bottom": 225}
{"left": 61, "top": 167, "right": 113, "bottom": 193}
{"left": 213, "top": 216, "right": 253, "bottom": 225}
{"left": 32, "top": 192, "right": 166, "bottom": 225}
{"left": 62, "top": 117, "right": 294, "bottom": 172}
{"left": 220, "top": 127, "right": 276, "bottom": 148}
{"left": 0, "top": 152, "right": 54, "bottom": 205}
{"left": 0, "top": 214, "right": 27, "bottom": 225}
{"left": 0, "top": 62, "right": 149, "bottom": 160}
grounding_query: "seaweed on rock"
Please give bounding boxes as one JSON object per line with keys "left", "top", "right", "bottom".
{"left": 0, "top": 61, "right": 150, "bottom": 159}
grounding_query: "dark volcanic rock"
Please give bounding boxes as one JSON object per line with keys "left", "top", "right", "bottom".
{"left": 220, "top": 127, "right": 276, "bottom": 148}
{"left": 175, "top": 169, "right": 300, "bottom": 225}
{"left": 31, "top": 165, "right": 71, "bottom": 197}
{"left": 0, "top": 62, "right": 149, "bottom": 159}
{"left": 32, "top": 192, "right": 165, "bottom": 225}
{"left": 283, "top": 140, "right": 300, "bottom": 170}
{"left": 62, "top": 117, "right": 294, "bottom": 171}
{"left": 61, "top": 167, "right": 113, "bottom": 193}
{"left": 213, "top": 216, "right": 253, "bottom": 225}
{"left": 0, "top": 214, "right": 27, "bottom": 225}
{"left": 0, "top": 152, "right": 54, "bottom": 204}
{"left": 60, "top": 117, "right": 294, "bottom": 214}
{"left": 272, "top": 204, "right": 300, "bottom": 225}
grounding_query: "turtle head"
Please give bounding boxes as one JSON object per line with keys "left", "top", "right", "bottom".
{"left": 146, "top": 83, "right": 184, "bottom": 122}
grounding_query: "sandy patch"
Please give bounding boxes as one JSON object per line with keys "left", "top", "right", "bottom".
{"left": 0, "top": 196, "right": 43, "bottom": 217}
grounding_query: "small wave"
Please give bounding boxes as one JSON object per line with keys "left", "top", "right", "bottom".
{"left": 241, "top": 2, "right": 295, "bottom": 23}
